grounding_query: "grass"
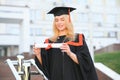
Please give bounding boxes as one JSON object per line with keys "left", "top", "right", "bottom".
{"left": 95, "top": 51, "right": 120, "bottom": 74}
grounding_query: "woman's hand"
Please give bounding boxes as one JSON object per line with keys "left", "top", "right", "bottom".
{"left": 60, "top": 43, "right": 72, "bottom": 56}
{"left": 33, "top": 44, "right": 41, "bottom": 56}
{"left": 33, "top": 43, "right": 42, "bottom": 64}
{"left": 60, "top": 43, "right": 79, "bottom": 64}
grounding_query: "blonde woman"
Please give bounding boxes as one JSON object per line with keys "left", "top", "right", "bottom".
{"left": 33, "top": 7, "right": 98, "bottom": 80}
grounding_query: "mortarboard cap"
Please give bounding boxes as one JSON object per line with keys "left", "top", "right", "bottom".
{"left": 47, "top": 7, "right": 76, "bottom": 16}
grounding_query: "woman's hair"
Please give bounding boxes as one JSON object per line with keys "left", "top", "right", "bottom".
{"left": 49, "top": 15, "right": 75, "bottom": 42}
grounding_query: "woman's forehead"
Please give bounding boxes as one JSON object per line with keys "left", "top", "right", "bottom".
{"left": 55, "top": 15, "right": 68, "bottom": 18}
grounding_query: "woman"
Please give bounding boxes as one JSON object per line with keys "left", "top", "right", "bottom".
{"left": 34, "top": 7, "right": 98, "bottom": 80}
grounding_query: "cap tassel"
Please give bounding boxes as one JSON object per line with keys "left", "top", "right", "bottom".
{"left": 68, "top": 8, "right": 71, "bottom": 22}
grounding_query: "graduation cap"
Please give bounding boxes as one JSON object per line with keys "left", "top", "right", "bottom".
{"left": 48, "top": 7, "right": 76, "bottom": 22}
{"left": 48, "top": 7, "right": 76, "bottom": 16}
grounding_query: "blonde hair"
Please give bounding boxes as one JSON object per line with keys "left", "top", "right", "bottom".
{"left": 50, "top": 15, "right": 75, "bottom": 42}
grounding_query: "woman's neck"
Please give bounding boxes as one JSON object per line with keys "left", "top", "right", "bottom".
{"left": 58, "top": 30, "right": 66, "bottom": 36}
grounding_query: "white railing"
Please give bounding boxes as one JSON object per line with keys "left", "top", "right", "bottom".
{"left": 5, "top": 55, "right": 48, "bottom": 80}
{"left": 95, "top": 63, "right": 120, "bottom": 80}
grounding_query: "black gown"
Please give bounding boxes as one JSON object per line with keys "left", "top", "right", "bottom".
{"left": 35, "top": 34, "right": 98, "bottom": 80}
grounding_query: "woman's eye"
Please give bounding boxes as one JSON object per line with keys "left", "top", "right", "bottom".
{"left": 61, "top": 18, "right": 65, "bottom": 21}
{"left": 55, "top": 19, "right": 58, "bottom": 22}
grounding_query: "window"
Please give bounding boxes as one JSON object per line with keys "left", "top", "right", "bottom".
{"left": 106, "top": 14, "right": 116, "bottom": 24}
{"left": 79, "top": 13, "right": 88, "bottom": 23}
{"left": 6, "top": 24, "right": 20, "bottom": 35}
{"left": 108, "top": 31, "right": 117, "bottom": 38}
{"left": 91, "top": 13, "right": 103, "bottom": 23}
{"left": 105, "top": 0, "right": 116, "bottom": 6}
{"left": 30, "top": 9, "right": 43, "bottom": 23}
{"left": 45, "top": 13, "right": 53, "bottom": 21}
{"left": 62, "top": 0, "right": 73, "bottom": 3}
{"left": 93, "top": 31, "right": 104, "bottom": 37}
{"left": 77, "top": 0, "right": 88, "bottom": 5}
{"left": 92, "top": 0, "right": 103, "bottom": 5}
{"left": 36, "top": 10, "right": 41, "bottom": 20}
{"left": 30, "top": 9, "right": 36, "bottom": 22}
{"left": 30, "top": 28, "right": 42, "bottom": 36}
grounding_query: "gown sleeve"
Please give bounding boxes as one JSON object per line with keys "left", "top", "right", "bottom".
{"left": 76, "top": 34, "right": 98, "bottom": 80}
{"left": 35, "top": 46, "right": 50, "bottom": 79}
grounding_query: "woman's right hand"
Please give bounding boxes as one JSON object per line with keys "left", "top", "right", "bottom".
{"left": 33, "top": 43, "right": 42, "bottom": 64}
{"left": 33, "top": 44, "right": 41, "bottom": 56}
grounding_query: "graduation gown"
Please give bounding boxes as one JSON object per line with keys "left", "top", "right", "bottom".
{"left": 35, "top": 34, "right": 98, "bottom": 80}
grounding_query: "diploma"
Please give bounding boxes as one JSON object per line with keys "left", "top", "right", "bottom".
{"left": 35, "top": 43, "right": 63, "bottom": 48}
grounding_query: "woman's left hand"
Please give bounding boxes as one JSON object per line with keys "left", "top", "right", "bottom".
{"left": 60, "top": 43, "right": 79, "bottom": 64}
{"left": 60, "top": 43, "right": 72, "bottom": 55}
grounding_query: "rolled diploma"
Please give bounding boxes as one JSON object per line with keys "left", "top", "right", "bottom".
{"left": 35, "top": 43, "right": 63, "bottom": 48}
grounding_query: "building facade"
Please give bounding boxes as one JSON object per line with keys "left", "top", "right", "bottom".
{"left": 0, "top": 0, "right": 120, "bottom": 57}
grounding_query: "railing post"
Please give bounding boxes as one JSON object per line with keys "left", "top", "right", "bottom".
{"left": 23, "top": 63, "right": 31, "bottom": 80}
{"left": 17, "top": 55, "right": 24, "bottom": 72}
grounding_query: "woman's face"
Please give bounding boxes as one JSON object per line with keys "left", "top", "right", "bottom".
{"left": 55, "top": 15, "right": 67, "bottom": 31}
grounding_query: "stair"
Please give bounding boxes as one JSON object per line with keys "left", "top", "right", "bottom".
{"left": 95, "top": 43, "right": 120, "bottom": 54}
{"left": 0, "top": 53, "right": 119, "bottom": 80}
